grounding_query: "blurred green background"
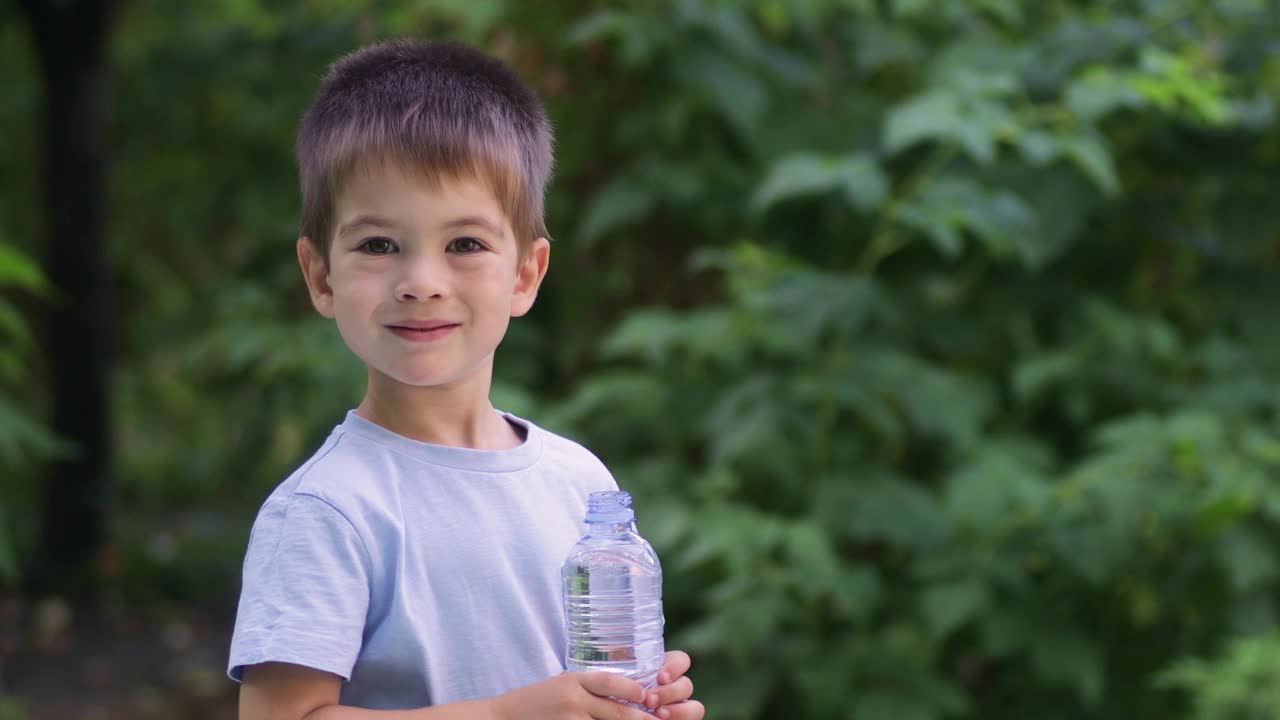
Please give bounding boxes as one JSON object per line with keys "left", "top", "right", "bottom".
{"left": 3, "top": 0, "right": 1280, "bottom": 718}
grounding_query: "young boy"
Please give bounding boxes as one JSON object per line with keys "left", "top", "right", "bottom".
{"left": 227, "top": 39, "right": 704, "bottom": 720}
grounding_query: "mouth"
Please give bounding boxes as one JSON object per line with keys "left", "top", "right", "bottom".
{"left": 386, "top": 321, "right": 460, "bottom": 341}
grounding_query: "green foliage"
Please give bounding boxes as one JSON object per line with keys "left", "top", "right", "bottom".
{"left": 4, "top": 0, "right": 1280, "bottom": 718}
{"left": 0, "top": 697, "right": 29, "bottom": 720}
{"left": 535, "top": 1, "right": 1280, "bottom": 718}
{"left": 1159, "top": 634, "right": 1280, "bottom": 720}
{"left": 0, "top": 237, "right": 60, "bottom": 582}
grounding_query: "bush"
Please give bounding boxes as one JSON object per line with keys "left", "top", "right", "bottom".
{"left": 4, "top": 1, "right": 1280, "bottom": 717}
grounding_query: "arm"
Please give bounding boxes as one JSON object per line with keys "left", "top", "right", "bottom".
{"left": 240, "top": 662, "right": 657, "bottom": 720}
{"left": 240, "top": 663, "right": 487, "bottom": 720}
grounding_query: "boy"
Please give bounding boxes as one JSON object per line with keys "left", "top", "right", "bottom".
{"left": 227, "top": 39, "right": 704, "bottom": 720}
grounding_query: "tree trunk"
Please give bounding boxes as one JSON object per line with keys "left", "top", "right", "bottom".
{"left": 18, "top": 0, "right": 117, "bottom": 604}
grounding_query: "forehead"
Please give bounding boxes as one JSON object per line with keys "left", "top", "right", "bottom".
{"left": 333, "top": 158, "right": 512, "bottom": 232}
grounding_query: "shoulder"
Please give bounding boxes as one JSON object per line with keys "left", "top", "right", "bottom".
{"left": 519, "top": 415, "right": 618, "bottom": 492}
{"left": 251, "top": 425, "right": 401, "bottom": 535}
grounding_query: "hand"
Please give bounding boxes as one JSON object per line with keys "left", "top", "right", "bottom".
{"left": 642, "top": 651, "right": 705, "bottom": 720}
{"left": 492, "top": 671, "right": 653, "bottom": 720}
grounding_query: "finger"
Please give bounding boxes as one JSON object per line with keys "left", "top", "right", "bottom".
{"left": 658, "top": 699, "right": 706, "bottom": 720}
{"left": 577, "top": 671, "right": 645, "bottom": 705}
{"left": 645, "top": 676, "right": 693, "bottom": 708}
{"left": 589, "top": 694, "right": 655, "bottom": 720}
{"left": 658, "top": 650, "right": 691, "bottom": 684}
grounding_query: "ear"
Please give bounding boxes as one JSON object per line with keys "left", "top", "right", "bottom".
{"left": 511, "top": 237, "right": 550, "bottom": 318}
{"left": 297, "top": 237, "right": 335, "bottom": 318}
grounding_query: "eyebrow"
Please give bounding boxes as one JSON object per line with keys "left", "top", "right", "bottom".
{"left": 442, "top": 215, "right": 505, "bottom": 237}
{"left": 337, "top": 214, "right": 399, "bottom": 237}
{"left": 336, "top": 214, "right": 505, "bottom": 238}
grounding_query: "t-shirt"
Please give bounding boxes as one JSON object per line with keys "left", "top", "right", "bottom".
{"left": 226, "top": 410, "right": 619, "bottom": 709}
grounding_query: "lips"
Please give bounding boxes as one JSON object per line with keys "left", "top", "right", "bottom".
{"left": 389, "top": 320, "right": 458, "bottom": 331}
{"left": 386, "top": 320, "right": 459, "bottom": 341}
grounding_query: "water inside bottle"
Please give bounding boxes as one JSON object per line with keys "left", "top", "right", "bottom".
{"left": 562, "top": 491, "right": 665, "bottom": 691}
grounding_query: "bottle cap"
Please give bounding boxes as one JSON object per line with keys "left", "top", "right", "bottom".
{"left": 585, "top": 490, "right": 635, "bottom": 523}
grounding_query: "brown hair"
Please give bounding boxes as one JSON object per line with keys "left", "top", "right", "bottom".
{"left": 296, "top": 38, "right": 553, "bottom": 261}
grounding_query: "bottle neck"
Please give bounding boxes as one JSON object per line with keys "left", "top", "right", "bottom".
{"left": 585, "top": 521, "right": 635, "bottom": 538}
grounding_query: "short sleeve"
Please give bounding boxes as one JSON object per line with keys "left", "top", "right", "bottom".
{"left": 227, "top": 493, "right": 371, "bottom": 682}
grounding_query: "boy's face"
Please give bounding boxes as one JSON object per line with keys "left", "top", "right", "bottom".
{"left": 298, "top": 162, "right": 549, "bottom": 392}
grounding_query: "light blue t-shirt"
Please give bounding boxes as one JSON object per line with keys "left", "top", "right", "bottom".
{"left": 227, "top": 410, "right": 618, "bottom": 709}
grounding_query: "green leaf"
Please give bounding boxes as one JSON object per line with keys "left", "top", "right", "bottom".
{"left": 0, "top": 300, "right": 33, "bottom": 352}
{"left": 851, "top": 691, "right": 937, "bottom": 720}
{"left": 836, "top": 567, "right": 884, "bottom": 620}
{"left": 697, "top": 5, "right": 760, "bottom": 60}
{"left": 599, "top": 304, "right": 680, "bottom": 358}
{"left": 849, "top": 347, "right": 995, "bottom": 447}
{"left": 973, "top": 0, "right": 1023, "bottom": 25}
{"left": 1031, "top": 629, "right": 1104, "bottom": 706}
{"left": 489, "top": 381, "right": 538, "bottom": 420}
{"left": 551, "top": 372, "right": 669, "bottom": 431}
{"left": 704, "top": 374, "right": 782, "bottom": 465}
{"left": 841, "top": 474, "right": 947, "bottom": 551}
{"left": 0, "top": 396, "right": 67, "bottom": 468}
{"left": 967, "top": 190, "right": 1039, "bottom": 263}
{"left": 920, "top": 579, "right": 989, "bottom": 637}
{"left": 1218, "top": 527, "right": 1278, "bottom": 591}
{"left": 884, "top": 90, "right": 1014, "bottom": 164}
{"left": 884, "top": 91, "right": 964, "bottom": 156}
{"left": 682, "top": 48, "right": 767, "bottom": 137}
{"left": 830, "top": 380, "right": 903, "bottom": 441}
{"left": 1016, "top": 129, "right": 1060, "bottom": 165}
{"left": 562, "top": 10, "right": 664, "bottom": 66}
{"left": 854, "top": 22, "right": 925, "bottom": 73}
{"left": 1157, "top": 634, "right": 1280, "bottom": 716}
{"left": 1059, "top": 129, "right": 1121, "bottom": 196}
{"left": 0, "top": 509, "right": 17, "bottom": 581}
{"left": 0, "top": 353, "right": 20, "bottom": 383}
{"left": 1066, "top": 66, "right": 1146, "bottom": 121}
{"left": 746, "top": 270, "right": 885, "bottom": 344}
{"left": 935, "top": 66, "right": 1020, "bottom": 98}
{"left": 945, "top": 448, "right": 1050, "bottom": 531}
{"left": 896, "top": 176, "right": 977, "bottom": 257}
{"left": 751, "top": 152, "right": 887, "bottom": 213}
{"left": 783, "top": 521, "right": 842, "bottom": 599}
{"left": 576, "top": 175, "right": 656, "bottom": 247}
{"left": 890, "top": 0, "right": 933, "bottom": 19}
{"left": 896, "top": 176, "right": 1040, "bottom": 264}
{"left": 1134, "top": 47, "right": 1235, "bottom": 125}
{"left": 753, "top": 44, "right": 822, "bottom": 89}
{"left": 0, "top": 243, "right": 45, "bottom": 292}
{"left": 563, "top": 10, "right": 627, "bottom": 46}
{"left": 1014, "top": 348, "right": 1086, "bottom": 402}
{"left": 409, "top": 0, "right": 505, "bottom": 37}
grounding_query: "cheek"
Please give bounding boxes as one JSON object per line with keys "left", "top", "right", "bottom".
{"left": 333, "top": 274, "right": 383, "bottom": 305}
{"left": 458, "top": 267, "right": 514, "bottom": 301}
{"left": 330, "top": 282, "right": 383, "bottom": 337}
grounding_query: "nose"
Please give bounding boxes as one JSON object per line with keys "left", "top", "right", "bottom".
{"left": 394, "top": 253, "right": 447, "bottom": 302}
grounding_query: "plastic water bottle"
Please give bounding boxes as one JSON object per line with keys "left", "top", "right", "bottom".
{"left": 562, "top": 490, "right": 665, "bottom": 691}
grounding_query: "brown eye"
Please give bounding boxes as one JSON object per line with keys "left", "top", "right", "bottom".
{"left": 360, "top": 237, "right": 396, "bottom": 254}
{"left": 447, "top": 237, "right": 485, "bottom": 254}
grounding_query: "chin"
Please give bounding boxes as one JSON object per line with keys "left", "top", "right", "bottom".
{"left": 387, "top": 372, "right": 450, "bottom": 388}
{"left": 382, "top": 366, "right": 463, "bottom": 388}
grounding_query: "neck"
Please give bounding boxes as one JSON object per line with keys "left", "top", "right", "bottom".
{"left": 355, "top": 364, "right": 522, "bottom": 450}
{"left": 587, "top": 522, "right": 634, "bottom": 537}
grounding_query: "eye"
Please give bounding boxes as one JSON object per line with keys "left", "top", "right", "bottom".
{"left": 447, "top": 237, "right": 486, "bottom": 254}
{"left": 359, "top": 237, "right": 397, "bottom": 255}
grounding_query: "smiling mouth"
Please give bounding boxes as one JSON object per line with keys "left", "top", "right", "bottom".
{"left": 387, "top": 323, "right": 459, "bottom": 341}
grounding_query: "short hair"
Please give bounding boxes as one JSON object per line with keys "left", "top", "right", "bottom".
{"left": 296, "top": 38, "right": 554, "bottom": 260}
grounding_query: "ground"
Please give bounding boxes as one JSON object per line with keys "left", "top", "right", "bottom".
{"left": 1, "top": 592, "right": 239, "bottom": 720}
